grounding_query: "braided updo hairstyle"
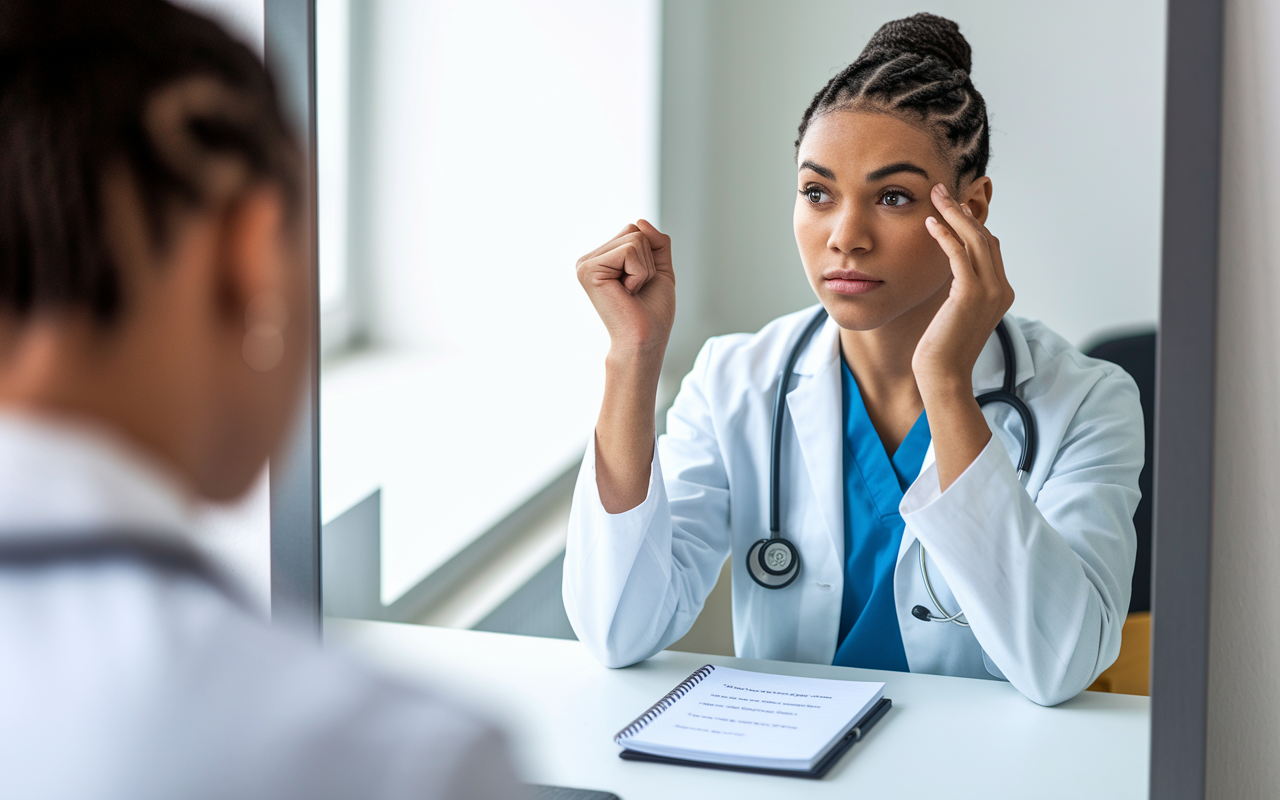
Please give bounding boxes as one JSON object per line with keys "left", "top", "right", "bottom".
{"left": 796, "top": 13, "right": 989, "bottom": 184}
{"left": 0, "top": 0, "right": 301, "bottom": 325}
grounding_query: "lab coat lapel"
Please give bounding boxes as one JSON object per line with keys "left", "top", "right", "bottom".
{"left": 785, "top": 319, "right": 843, "bottom": 567}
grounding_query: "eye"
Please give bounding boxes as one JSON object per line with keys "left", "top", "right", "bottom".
{"left": 801, "top": 186, "right": 832, "bottom": 205}
{"left": 879, "top": 190, "right": 913, "bottom": 208}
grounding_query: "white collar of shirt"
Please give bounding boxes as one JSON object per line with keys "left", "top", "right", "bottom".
{"left": 0, "top": 411, "right": 194, "bottom": 538}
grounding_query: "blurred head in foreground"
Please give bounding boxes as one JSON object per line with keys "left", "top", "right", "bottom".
{"left": 0, "top": 0, "right": 308, "bottom": 501}
{"left": 0, "top": 4, "right": 521, "bottom": 799}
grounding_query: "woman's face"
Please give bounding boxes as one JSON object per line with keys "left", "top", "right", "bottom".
{"left": 793, "top": 110, "right": 986, "bottom": 332}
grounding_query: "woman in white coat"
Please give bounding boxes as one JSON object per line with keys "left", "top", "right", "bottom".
{"left": 563, "top": 13, "right": 1143, "bottom": 707}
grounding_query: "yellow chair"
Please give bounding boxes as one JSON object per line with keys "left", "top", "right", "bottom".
{"left": 1088, "top": 611, "right": 1150, "bottom": 696}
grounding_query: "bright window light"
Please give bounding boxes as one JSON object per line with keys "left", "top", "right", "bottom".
{"left": 318, "top": 0, "right": 660, "bottom": 605}
{"left": 316, "top": 0, "right": 350, "bottom": 317}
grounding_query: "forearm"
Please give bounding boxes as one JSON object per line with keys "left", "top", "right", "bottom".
{"left": 564, "top": 443, "right": 681, "bottom": 667}
{"left": 594, "top": 344, "right": 666, "bottom": 512}
{"left": 920, "top": 378, "right": 991, "bottom": 492}
{"left": 902, "top": 438, "right": 1131, "bottom": 705}
{"left": 568, "top": 338, "right": 735, "bottom": 668}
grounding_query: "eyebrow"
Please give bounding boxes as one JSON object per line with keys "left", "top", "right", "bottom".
{"left": 798, "top": 160, "right": 836, "bottom": 180}
{"left": 865, "top": 162, "right": 930, "bottom": 182}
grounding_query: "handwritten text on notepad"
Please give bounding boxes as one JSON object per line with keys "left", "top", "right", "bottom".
{"left": 722, "top": 684, "right": 834, "bottom": 699}
{"left": 709, "top": 692, "right": 823, "bottom": 709}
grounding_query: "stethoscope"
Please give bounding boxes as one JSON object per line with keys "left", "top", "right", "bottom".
{"left": 746, "top": 307, "right": 1038, "bottom": 629}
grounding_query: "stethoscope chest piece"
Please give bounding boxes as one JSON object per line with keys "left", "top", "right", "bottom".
{"left": 747, "top": 537, "right": 800, "bottom": 588}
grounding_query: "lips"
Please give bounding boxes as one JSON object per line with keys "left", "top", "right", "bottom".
{"left": 823, "top": 269, "right": 883, "bottom": 296}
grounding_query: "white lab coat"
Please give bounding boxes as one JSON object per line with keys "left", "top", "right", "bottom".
{"left": 563, "top": 306, "right": 1144, "bottom": 707}
{"left": 0, "top": 413, "right": 519, "bottom": 800}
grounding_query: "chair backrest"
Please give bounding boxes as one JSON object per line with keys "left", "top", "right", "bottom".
{"left": 1085, "top": 331, "right": 1157, "bottom": 614}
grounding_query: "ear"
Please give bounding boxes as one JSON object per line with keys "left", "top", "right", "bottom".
{"left": 215, "top": 186, "right": 288, "bottom": 330}
{"left": 960, "top": 176, "right": 994, "bottom": 224}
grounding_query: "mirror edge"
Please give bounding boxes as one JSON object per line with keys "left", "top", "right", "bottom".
{"left": 1150, "top": 0, "right": 1225, "bottom": 797}
{"left": 266, "top": 0, "right": 323, "bottom": 637}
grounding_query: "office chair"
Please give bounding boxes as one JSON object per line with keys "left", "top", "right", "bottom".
{"left": 1084, "top": 330, "right": 1156, "bottom": 695}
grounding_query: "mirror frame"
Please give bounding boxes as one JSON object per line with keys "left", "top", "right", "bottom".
{"left": 264, "top": 1, "right": 1226, "bottom": 796}
{"left": 265, "top": 0, "right": 321, "bottom": 636}
{"left": 1150, "top": 0, "right": 1224, "bottom": 797}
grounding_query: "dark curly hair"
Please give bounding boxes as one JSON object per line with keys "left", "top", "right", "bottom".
{"left": 796, "top": 13, "right": 990, "bottom": 184}
{"left": 0, "top": 0, "right": 301, "bottom": 324}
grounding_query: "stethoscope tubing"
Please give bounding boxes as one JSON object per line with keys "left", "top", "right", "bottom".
{"left": 917, "top": 543, "right": 970, "bottom": 626}
{"left": 768, "top": 308, "right": 831, "bottom": 536}
{"left": 975, "top": 319, "right": 1037, "bottom": 475}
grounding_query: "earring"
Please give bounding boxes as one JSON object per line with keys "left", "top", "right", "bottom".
{"left": 242, "top": 293, "right": 288, "bottom": 372}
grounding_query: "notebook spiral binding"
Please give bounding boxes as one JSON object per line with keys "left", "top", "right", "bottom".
{"left": 614, "top": 664, "right": 716, "bottom": 743}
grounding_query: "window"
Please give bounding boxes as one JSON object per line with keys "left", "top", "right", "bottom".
{"left": 316, "top": 0, "right": 660, "bottom": 607}
{"left": 316, "top": 0, "right": 354, "bottom": 354}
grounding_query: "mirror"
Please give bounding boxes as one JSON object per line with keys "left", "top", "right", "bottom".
{"left": 314, "top": 0, "right": 1163, "bottom": 776}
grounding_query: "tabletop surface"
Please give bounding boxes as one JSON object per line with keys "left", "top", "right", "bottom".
{"left": 325, "top": 620, "right": 1150, "bottom": 800}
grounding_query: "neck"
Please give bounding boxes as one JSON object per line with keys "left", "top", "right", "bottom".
{"left": 838, "top": 283, "right": 948, "bottom": 401}
{"left": 837, "top": 283, "right": 949, "bottom": 453}
{"left": 0, "top": 316, "right": 197, "bottom": 491}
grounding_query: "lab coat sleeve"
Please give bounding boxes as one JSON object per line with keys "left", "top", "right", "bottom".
{"left": 900, "top": 371, "right": 1143, "bottom": 706}
{"left": 562, "top": 340, "right": 732, "bottom": 668}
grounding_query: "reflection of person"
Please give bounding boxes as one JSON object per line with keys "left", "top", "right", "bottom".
{"left": 565, "top": 13, "right": 1143, "bottom": 706}
{"left": 0, "top": 1, "right": 518, "bottom": 797}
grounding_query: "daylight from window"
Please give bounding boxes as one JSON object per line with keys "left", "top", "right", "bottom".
{"left": 316, "top": 0, "right": 660, "bottom": 604}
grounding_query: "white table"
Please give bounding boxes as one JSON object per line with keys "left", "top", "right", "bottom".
{"left": 326, "top": 621, "right": 1149, "bottom": 799}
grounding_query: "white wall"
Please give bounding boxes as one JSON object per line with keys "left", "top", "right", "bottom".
{"left": 1206, "top": 0, "right": 1280, "bottom": 794}
{"left": 660, "top": 0, "right": 1165, "bottom": 381}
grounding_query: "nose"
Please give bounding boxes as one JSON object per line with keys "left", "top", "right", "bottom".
{"left": 827, "top": 203, "right": 872, "bottom": 255}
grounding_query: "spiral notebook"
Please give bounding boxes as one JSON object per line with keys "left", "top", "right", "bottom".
{"left": 614, "top": 665, "right": 890, "bottom": 779}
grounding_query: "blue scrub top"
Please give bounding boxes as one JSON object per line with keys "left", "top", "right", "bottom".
{"left": 832, "top": 361, "right": 931, "bottom": 672}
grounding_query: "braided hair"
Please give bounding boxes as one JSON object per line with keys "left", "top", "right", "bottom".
{"left": 796, "top": 13, "right": 989, "bottom": 184}
{"left": 0, "top": 0, "right": 301, "bottom": 324}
